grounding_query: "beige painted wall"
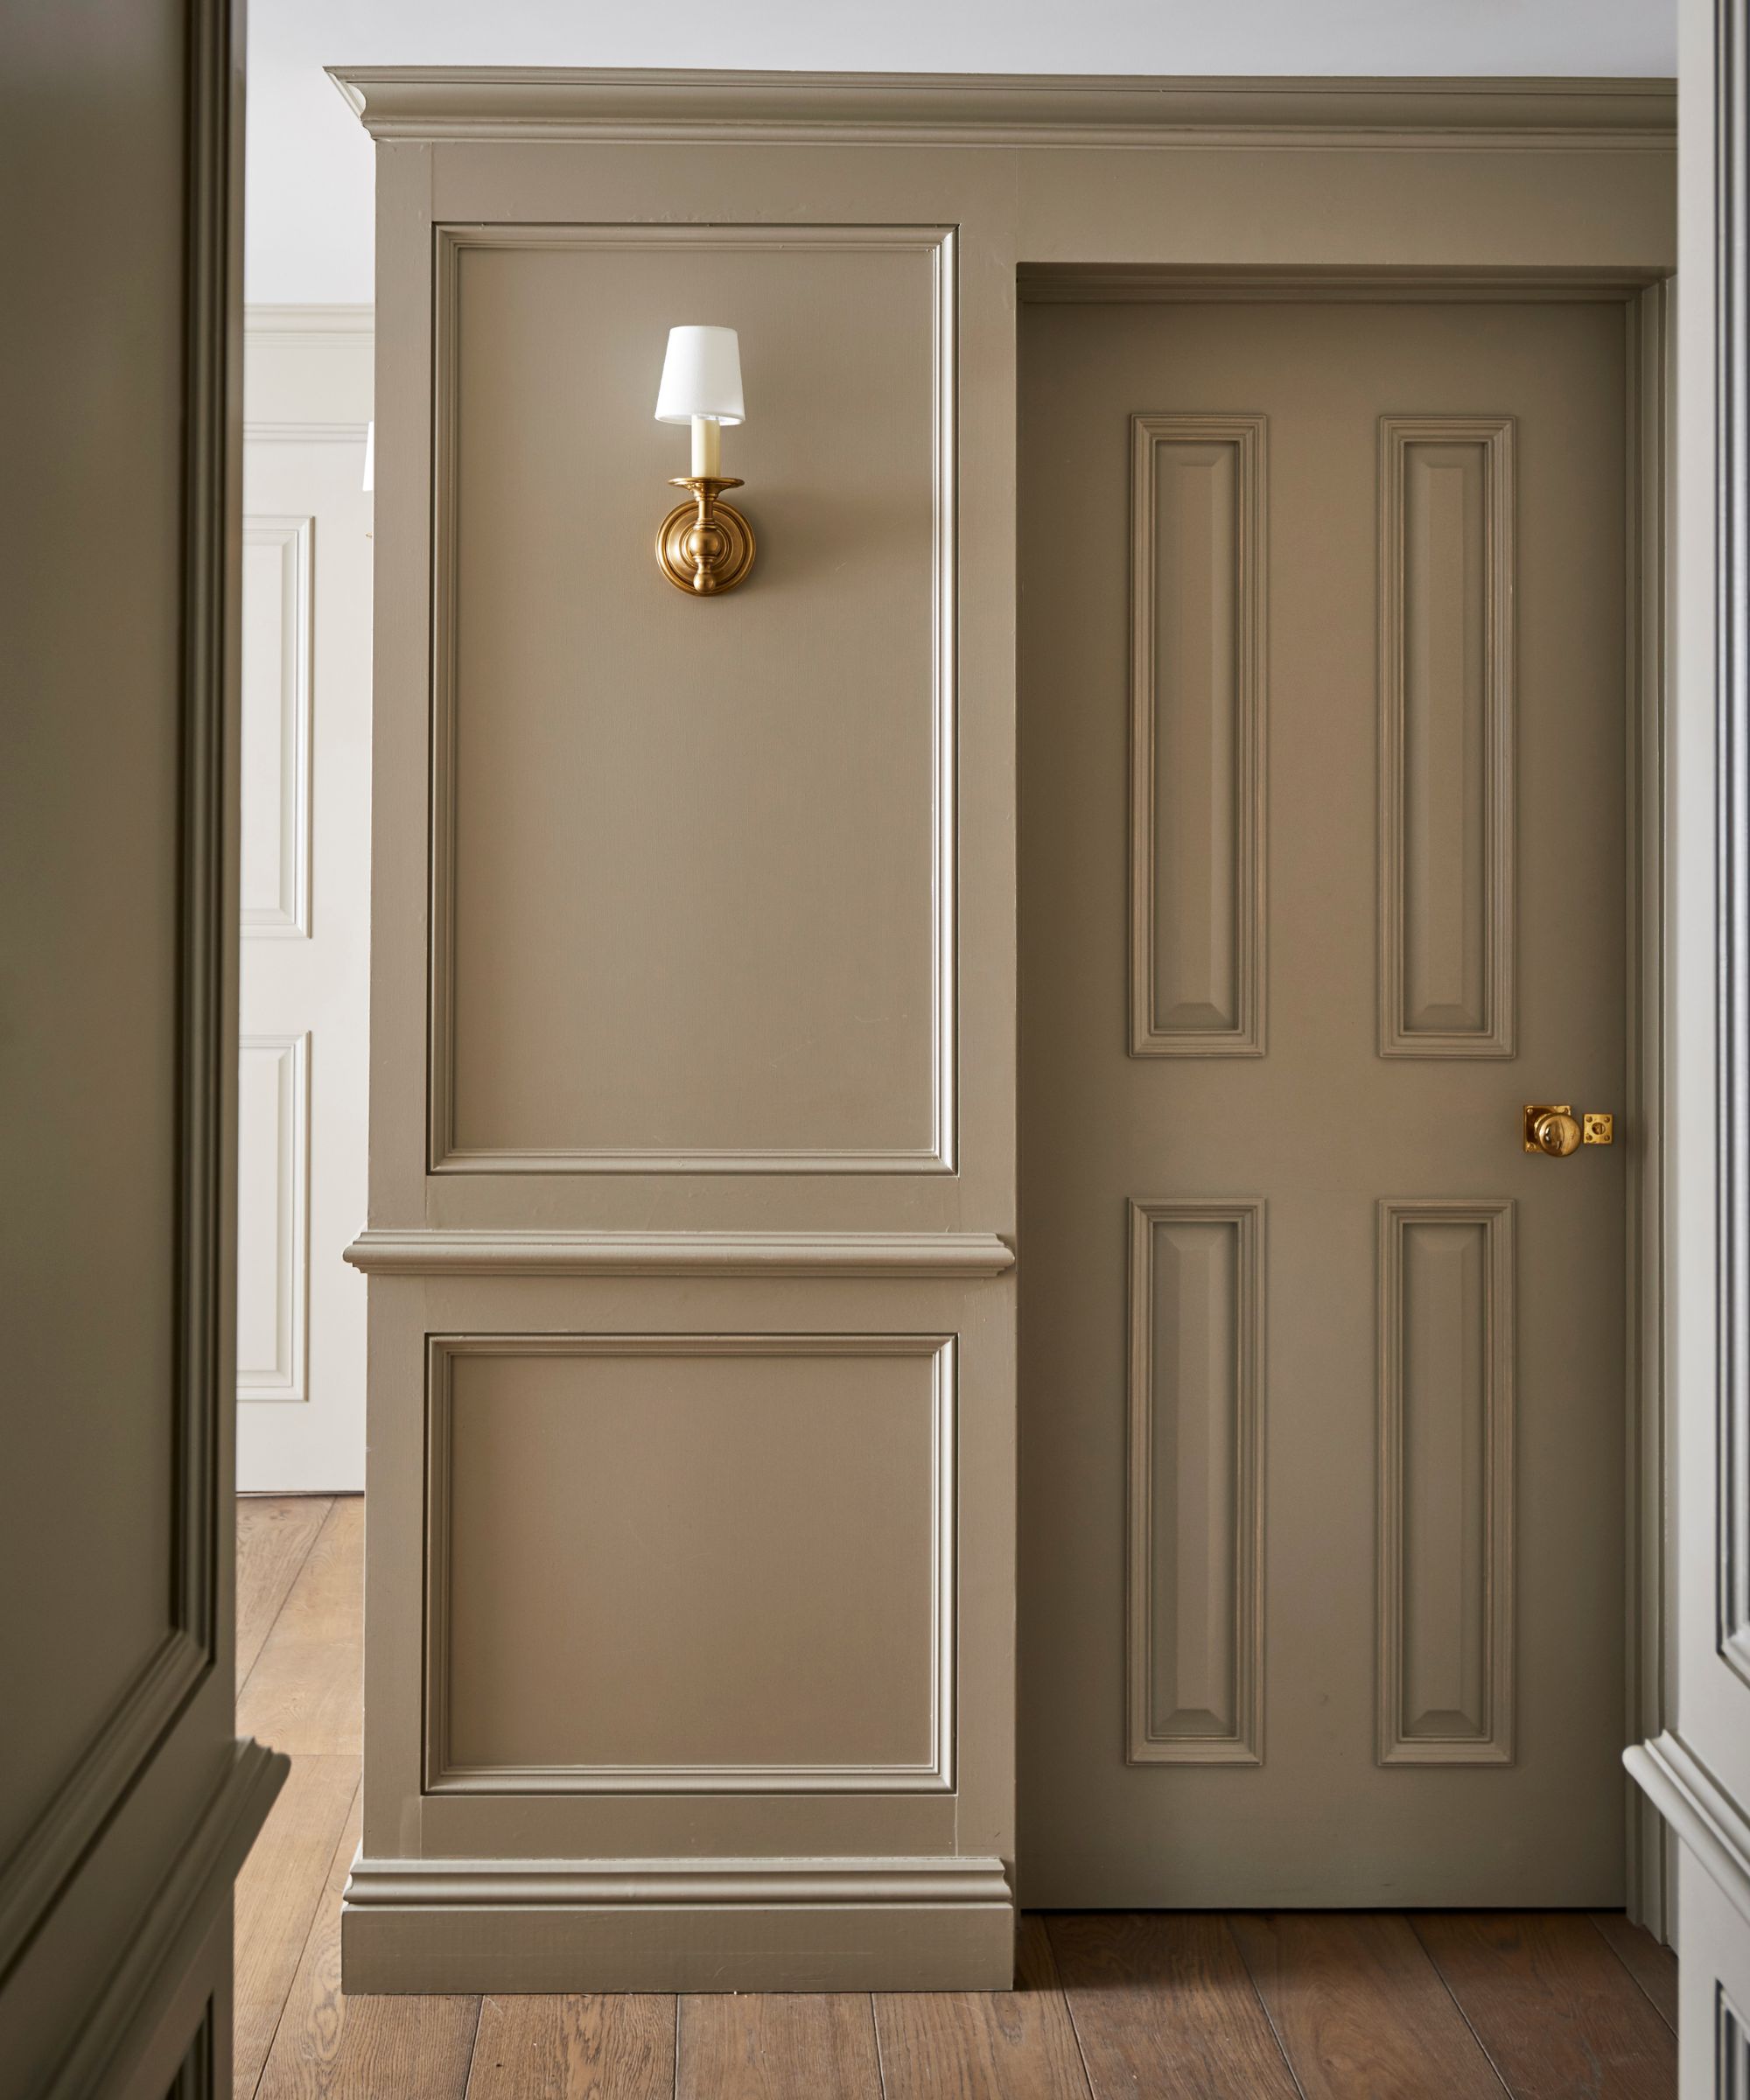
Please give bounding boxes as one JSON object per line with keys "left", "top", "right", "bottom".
{"left": 338, "top": 68, "right": 1675, "bottom": 1993}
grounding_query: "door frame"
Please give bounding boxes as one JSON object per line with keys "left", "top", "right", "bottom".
{"left": 1017, "top": 262, "right": 1675, "bottom": 1933}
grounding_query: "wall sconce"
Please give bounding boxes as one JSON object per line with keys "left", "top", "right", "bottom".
{"left": 654, "top": 326, "right": 754, "bottom": 596}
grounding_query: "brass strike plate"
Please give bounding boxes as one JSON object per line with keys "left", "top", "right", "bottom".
{"left": 1583, "top": 1113, "right": 1614, "bottom": 1146}
{"left": 1523, "top": 1104, "right": 1573, "bottom": 1152}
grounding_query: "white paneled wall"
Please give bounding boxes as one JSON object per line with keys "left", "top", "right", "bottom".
{"left": 237, "top": 307, "right": 372, "bottom": 1490}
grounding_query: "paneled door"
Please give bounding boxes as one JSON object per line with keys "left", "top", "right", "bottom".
{"left": 1018, "top": 294, "right": 1630, "bottom": 1905}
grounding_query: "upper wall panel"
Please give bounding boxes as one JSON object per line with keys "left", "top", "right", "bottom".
{"left": 433, "top": 228, "right": 953, "bottom": 1173}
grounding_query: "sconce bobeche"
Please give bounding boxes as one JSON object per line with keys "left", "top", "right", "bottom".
{"left": 654, "top": 325, "right": 755, "bottom": 596}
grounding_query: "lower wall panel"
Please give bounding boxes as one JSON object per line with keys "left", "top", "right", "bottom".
{"left": 354, "top": 1270, "right": 1016, "bottom": 1991}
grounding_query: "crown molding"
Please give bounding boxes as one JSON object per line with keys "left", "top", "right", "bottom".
{"left": 327, "top": 66, "right": 1675, "bottom": 153}
{"left": 343, "top": 1227, "right": 1016, "bottom": 1278}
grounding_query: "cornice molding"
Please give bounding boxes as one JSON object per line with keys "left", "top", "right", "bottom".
{"left": 1626, "top": 1732, "right": 1750, "bottom": 1930}
{"left": 343, "top": 1227, "right": 1016, "bottom": 1278}
{"left": 327, "top": 66, "right": 1675, "bottom": 152}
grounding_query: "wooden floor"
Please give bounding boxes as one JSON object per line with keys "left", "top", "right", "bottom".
{"left": 236, "top": 1495, "right": 1679, "bottom": 2098}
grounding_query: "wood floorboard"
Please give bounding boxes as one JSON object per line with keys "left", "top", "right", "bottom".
{"left": 236, "top": 1496, "right": 332, "bottom": 1687}
{"left": 231, "top": 1500, "right": 1676, "bottom": 2100}
{"left": 676, "top": 1992, "right": 883, "bottom": 2100}
{"left": 1413, "top": 1911, "right": 1677, "bottom": 2099}
{"left": 873, "top": 1913, "right": 1090, "bottom": 2100}
{"left": 1590, "top": 1912, "right": 1680, "bottom": 2034}
{"left": 238, "top": 1496, "right": 363, "bottom": 1756}
{"left": 1047, "top": 1912, "right": 1300, "bottom": 2100}
{"left": 233, "top": 1754, "right": 360, "bottom": 2100}
{"left": 465, "top": 1992, "right": 676, "bottom": 2100}
{"left": 254, "top": 1790, "right": 480, "bottom": 2100}
{"left": 1227, "top": 1909, "right": 1508, "bottom": 2099}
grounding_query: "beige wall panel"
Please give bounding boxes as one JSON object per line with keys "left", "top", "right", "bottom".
{"left": 1127, "top": 1200, "right": 1264, "bottom": 1765}
{"left": 437, "top": 230, "right": 950, "bottom": 1172}
{"left": 1380, "top": 419, "right": 1515, "bottom": 1055}
{"left": 430, "top": 1335, "right": 952, "bottom": 1789}
{"left": 356, "top": 1270, "right": 1012, "bottom": 1867}
{"left": 1377, "top": 1199, "right": 1516, "bottom": 1766}
{"left": 1015, "top": 145, "right": 1676, "bottom": 272}
{"left": 1130, "top": 416, "right": 1266, "bottom": 1054}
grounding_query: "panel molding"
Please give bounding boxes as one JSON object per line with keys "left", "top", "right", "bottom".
{"left": 1130, "top": 414, "right": 1267, "bottom": 1057}
{"left": 1625, "top": 1732, "right": 1750, "bottom": 1934}
{"left": 344, "top": 1227, "right": 1014, "bottom": 1277}
{"left": 331, "top": 69, "right": 1675, "bottom": 151}
{"left": 1126, "top": 1198, "right": 1265, "bottom": 1765}
{"left": 241, "top": 514, "right": 312, "bottom": 939}
{"left": 236, "top": 1032, "right": 311, "bottom": 1402}
{"left": 1378, "top": 416, "right": 1516, "bottom": 1057}
{"left": 428, "top": 223, "right": 957, "bottom": 1175}
{"left": 242, "top": 421, "right": 369, "bottom": 445}
{"left": 423, "top": 1332, "right": 957, "bottom": 1794}
{"left": 1376, "top": 1197, "right": 1516, "bottom": 1765}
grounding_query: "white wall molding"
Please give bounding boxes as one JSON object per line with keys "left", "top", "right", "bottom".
{"left": 344, "top": 1228, "right": 1015, "bottom": 1278}
{"left": 329, "top": 67, "right": 1675, "bottom": 151}
{"left": 243, "top": 421, "right": 369, "bottom": 445}
{"left": 346, "top": 1852, "right": 1011, "bottom": 1908}
{"left": 245, "top": 303, "right": 374, "bottom": 339}
{"left": 1626, "top": 1732, "right": 1750, "bottom": 1931}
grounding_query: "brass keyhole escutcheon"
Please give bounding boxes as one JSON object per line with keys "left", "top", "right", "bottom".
{"left": 1522, "top": 1103, "right": 1614, "bottom": 1155}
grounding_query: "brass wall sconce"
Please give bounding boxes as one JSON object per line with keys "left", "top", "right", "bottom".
{"left": 654, "top": 325, "right": 754, "bottom": 596}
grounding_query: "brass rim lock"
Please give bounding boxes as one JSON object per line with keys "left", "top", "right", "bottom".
{"left": 1522, "top": 1104, "right": 1614, "bottom": 1156}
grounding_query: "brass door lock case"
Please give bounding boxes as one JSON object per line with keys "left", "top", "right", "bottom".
{"left": 1522, "top": 1104, "right": 1614, "bottom": 1155}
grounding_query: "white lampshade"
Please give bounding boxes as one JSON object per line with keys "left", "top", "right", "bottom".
{"left": 654, "top": 326, "right": 746, "bottom": 426}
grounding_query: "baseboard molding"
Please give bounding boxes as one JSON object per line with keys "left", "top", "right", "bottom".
{"left": 1626, "top": 1732, "right": 1750, "bottom": 1932}
{"left": 341, "top": 1853, "right": 1016, "bottom": 1992}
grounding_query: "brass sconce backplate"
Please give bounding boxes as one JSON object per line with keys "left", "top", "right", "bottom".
{"left": 657, "top": 476, "right": 756, "bottom": 596}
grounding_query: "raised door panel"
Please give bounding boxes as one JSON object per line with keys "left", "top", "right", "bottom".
{"left": 1130, "top": 416, "right": 1266, "bottom": 1057}
{"left": 434, "top": 228, "right": 954, "bottom": 1173}
{"left": 1127, "top": 1200, "right": 1264, "bottom": 1764}
{"left": 1377, "top": 1199, "right": 1516, "bottom": 1766}
{"left": 1379, "top": 417, "right": 1516, "bottom": 1057}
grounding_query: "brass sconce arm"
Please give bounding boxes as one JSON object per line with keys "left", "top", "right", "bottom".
{"left": 657, "top": 475, "right": 756, "bottom": 596}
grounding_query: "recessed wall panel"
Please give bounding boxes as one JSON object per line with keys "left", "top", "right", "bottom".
{"left": 1379, "top": 417, "right": 1515, "bottom": 1056}
{"left": 1127, "top": 1200, "right": 1264, "bottom": 1764}
{"left": 1130, "top": 416, "right": 1267, "bottom": 1057}
{"left": 236, "top": 1033, "right": 309, "bottom": 1402}
{"left": 426, "top": 1334, "right": 955, "bottom": 1791}
{"left": 241, "top": 517, "right": 312, "bottom": 939}
{"left": 433, "top": 229, "right": 955, "bottom": 1172}
{"left": 1377, "top": 1199, "right": 1515, "bottom": 1764}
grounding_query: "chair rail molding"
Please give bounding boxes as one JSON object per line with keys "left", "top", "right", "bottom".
{"left": 344, "top": 1228, "right": 1016, "bottom": 1278}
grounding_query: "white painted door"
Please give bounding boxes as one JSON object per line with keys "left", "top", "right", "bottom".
{"left": 237, "top": 312, "right": 372, "bottom": 1490}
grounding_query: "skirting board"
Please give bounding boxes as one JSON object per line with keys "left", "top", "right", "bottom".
{"left": 341, "top": 1853, "right": 1017, "bottom": 1992}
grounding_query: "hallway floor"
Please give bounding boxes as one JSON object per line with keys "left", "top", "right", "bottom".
{"left": 235, "top": 1495, "right": 1678, "bottom": 2098}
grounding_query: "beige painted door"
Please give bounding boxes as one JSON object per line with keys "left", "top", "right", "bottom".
{"left": 1018, "top": 295, "right": 1628, "bottom": 1907}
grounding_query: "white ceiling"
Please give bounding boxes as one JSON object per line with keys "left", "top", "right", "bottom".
{"left": 245, "top": 0, "right": 1677, "bottom": 305}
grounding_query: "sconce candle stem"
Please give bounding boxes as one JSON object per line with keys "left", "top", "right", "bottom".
{"left": 657, "top": 474, "right": 756, "bottom": 596}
